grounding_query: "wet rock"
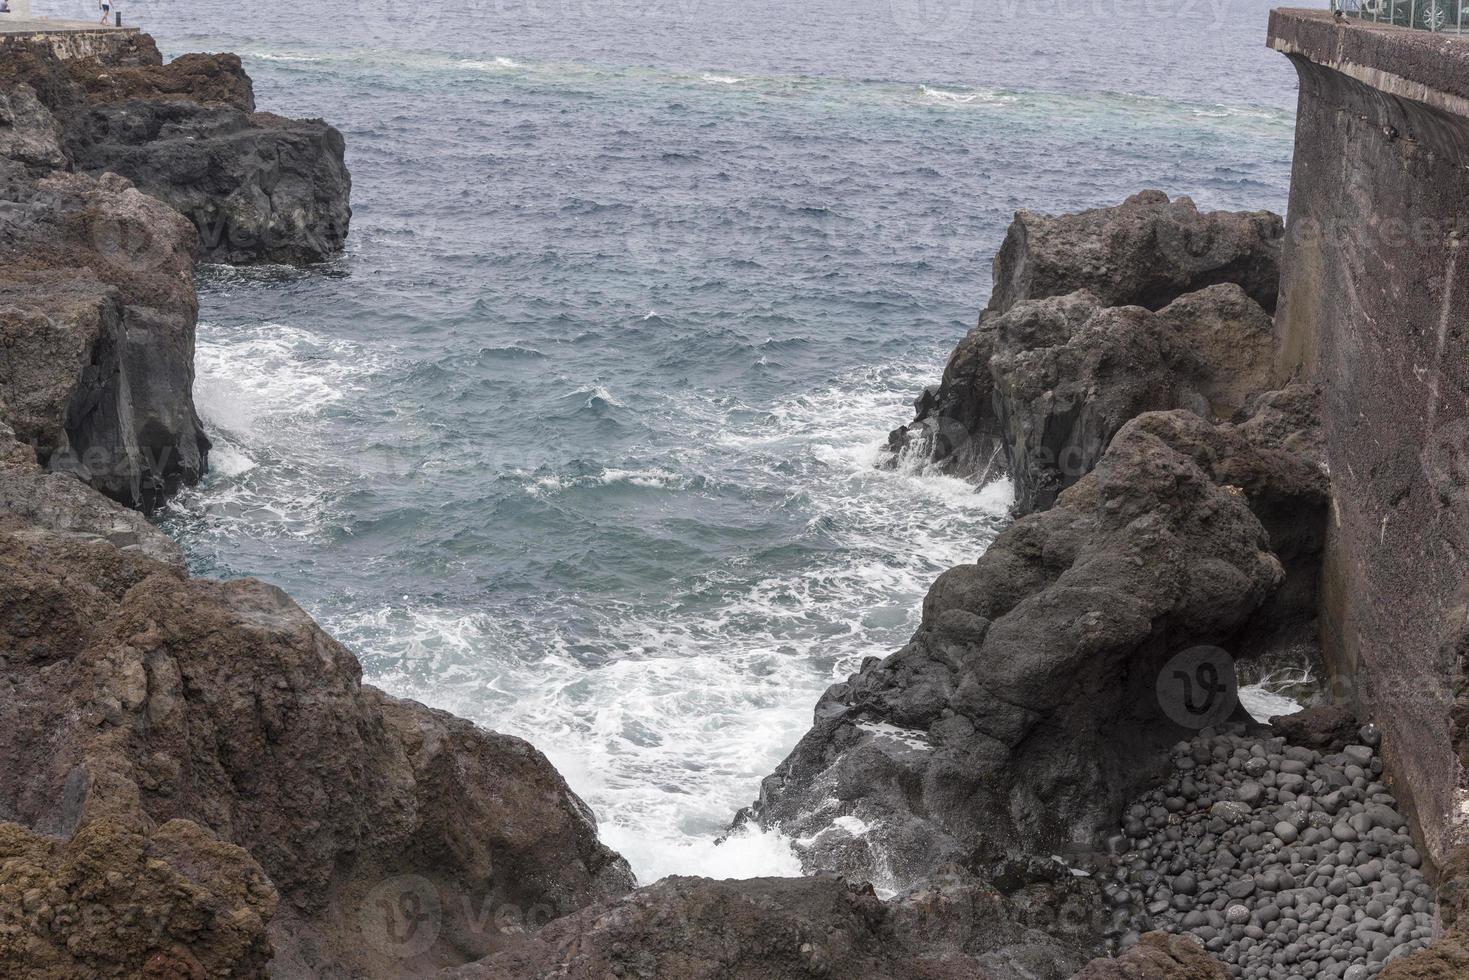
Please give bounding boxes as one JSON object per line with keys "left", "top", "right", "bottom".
{"left": 743, "top": 390, "right": 1325, "bottom": 896}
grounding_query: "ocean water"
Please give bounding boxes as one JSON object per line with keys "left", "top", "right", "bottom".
{"left": 38, "top": 0, "right": 1300, "bottom": 882}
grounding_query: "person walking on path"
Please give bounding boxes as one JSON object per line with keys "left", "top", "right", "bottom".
{"left": 100, "top": 0, "right": 111, "bottom": 24}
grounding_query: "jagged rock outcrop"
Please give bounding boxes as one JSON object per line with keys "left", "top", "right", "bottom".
{"left": 743, "top": 388, "right": 1328, "bottom": 905}
{"left": 0, "top": 420, "right": 633, "bottom": 976}
{"left": 889, "top": 195, "right": 1284, "bottom": 516}
{"left": 65, "top": 101, "right": 351, "bottom": 265}
{"left": 0, "top": 39, "right": 350, "bottom": 264}
{"left": 987, "top": 190, "right": 1283, "bottom": 318}
{"left": 0, "top": 83, "right": 65, "bottom": 171}
{"left": 0, "top": 169, "right": 209, "bottom": 510}
{"left": 1070, "top": 932, "right": 1229, "bottom": 980}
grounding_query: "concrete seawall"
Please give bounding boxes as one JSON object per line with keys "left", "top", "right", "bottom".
{"left": 0, "top": 17, "right": 146, "bottom": 62}
{"left": 1269, "top": 8, "right": 1469, "bottom": 874}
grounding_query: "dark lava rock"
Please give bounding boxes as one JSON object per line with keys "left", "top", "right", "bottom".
{"left": 0, "top": 37, "right": 350, "bottom": 265}
{"left": 1071, "top": 932, "right": 1230, "bottom": 980}
{"left": 0, "top": 170, "right": 210, "bottom": 510}
{"left": 1271, "top": 704, "right": 1362, "bottom": 752}
{"left": 65, "top": 100, "right": 351, "bottom": 265}
{"left": 988, "top": 283, "right": 1277, "bottom": 513}
{"left": 741, "top": 390, "right": 1325, "bottom": 896}
{"left": 988, "top": 190, "right": 1283, "bottom": 317}
{"left": 888, "top": 195, "right": 1285, "bottom": 513}
{"left": 0, "top": 427, "right": 633, "bottom": 977}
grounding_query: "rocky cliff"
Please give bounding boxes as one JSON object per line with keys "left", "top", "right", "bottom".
{"left": 0, "top": 39, "right": 350, "bottom": 265}
{"left": 1, "top": 23, "right": 1459, "bottom": 980}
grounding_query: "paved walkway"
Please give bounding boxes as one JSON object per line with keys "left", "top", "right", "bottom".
{"left": 0, "top": 16, "right": 131, "bottom": 34}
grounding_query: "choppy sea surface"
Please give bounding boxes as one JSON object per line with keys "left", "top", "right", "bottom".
{"left": 37, "top": 0, "right": 1300, "bottom": 882}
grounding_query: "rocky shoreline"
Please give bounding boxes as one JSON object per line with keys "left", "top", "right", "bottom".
{"left": 1, "top": 31, "right": 1464, "bottom": 980}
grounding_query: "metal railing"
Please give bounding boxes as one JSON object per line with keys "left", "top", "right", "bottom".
{"left": 1333, "top": 0, "right": 1469, "bottom": 32}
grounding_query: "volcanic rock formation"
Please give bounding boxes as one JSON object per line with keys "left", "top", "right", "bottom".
{"left": 0, "top": 38, "right": 350, "bottom": 264}
{"left": 888, "top": 192, "right": 1284, "bottom": 513}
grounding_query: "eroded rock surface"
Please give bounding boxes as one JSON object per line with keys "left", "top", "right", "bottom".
{"left": 0, "top": 39, "right": 350, "bottom": 264}
{"left": 745, "top": 389, "right": 1328, "bottom": 905}
{"left": 888, "top": 194, "right": 1284, "bottom": 514}
{"left": 0, "top": 425, "right": 633, "bottom": 977}
{"left": 0, "top": 169, "right": 209, "bottom": 510}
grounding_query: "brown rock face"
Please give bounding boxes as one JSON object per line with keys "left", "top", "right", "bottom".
{"left": 0, "top": 169, "right": 209, "bottom": 511}
{"left": 0, "top": 818, "right": 278, "bottom": 979}
{"left": 442, "top": 875, "right": 998, "bottom": 980}
{"left": 0, "top": 427, "right": 633, "bottom": 977}
{"left": 1069, "top": 932, "right": 1229, "bottom": 980}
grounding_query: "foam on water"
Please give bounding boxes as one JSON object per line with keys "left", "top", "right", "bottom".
{"left": 295, "top": 358, "right": 1011, "bottom": 884}
{"left": 917, "top": 84, "right": 1015, "bottom": 107}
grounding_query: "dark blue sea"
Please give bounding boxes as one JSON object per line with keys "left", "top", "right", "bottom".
{"left": 37, "top": 0, "right": 1300, "bottom": 882}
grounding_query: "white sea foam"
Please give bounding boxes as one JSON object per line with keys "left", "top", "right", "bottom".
{"left": 248, "top": 52, "right": 322, "bottom": 63}
{"left": 325, "top": 358, "right": 1011, "bottom": 885}
{"left": 457, "top": 56, "right": 524, "bottom": 72}
{"left": 700, "top": 73, "right": 744, "bottom": 85}
{"left": 1240, "top": 685, "right": 1304, "bottom": 723}
{"left": 207, "top": 440, "right": 258, "bottom": 478}
{"left": 918, "top": 84, "right": 1015, "bottom": 107}
{"left": 192, "top": 321, "right": 382, "bottom": 433}
{"left": 603, "top": 824, "right": 803, "bottom": 885}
